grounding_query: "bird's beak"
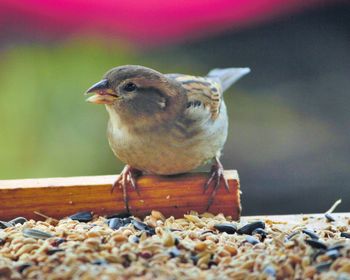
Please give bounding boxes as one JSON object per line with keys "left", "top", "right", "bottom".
{"left": 85, "top": 79, "right": 118, "bottom": 104}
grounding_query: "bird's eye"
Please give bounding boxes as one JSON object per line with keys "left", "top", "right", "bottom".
{"left": 123, "top": 82, "right": 137, "bottom": 92}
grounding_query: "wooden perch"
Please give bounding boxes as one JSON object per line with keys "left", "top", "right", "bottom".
{"left": 0, "top": 170, "right": 240, "bottom": 220}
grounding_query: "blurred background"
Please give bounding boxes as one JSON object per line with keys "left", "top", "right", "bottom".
{"left": 0, "top": 0, "right": 349, "bottom": 215}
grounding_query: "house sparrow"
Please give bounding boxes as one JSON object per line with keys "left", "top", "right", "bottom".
{"left": 85, "top": 65, "right": 250, "bottom": 211}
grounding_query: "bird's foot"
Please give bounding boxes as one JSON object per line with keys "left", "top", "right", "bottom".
{"left": 203, "top": 157, "right": 230, "bottom": 211}
{"left": 111, "top": 165, "right": 142, "bottom": 212}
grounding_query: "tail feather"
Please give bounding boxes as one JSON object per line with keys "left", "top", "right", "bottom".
{"left": 207, "top": 67, "right": 250, "bottom": 92}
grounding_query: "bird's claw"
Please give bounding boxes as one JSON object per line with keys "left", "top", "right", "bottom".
{"left": 203, "top": 158, "right": 230, "bottom": 211}
{"left": 111, "top": 165, "right": 141, "bottom": 212}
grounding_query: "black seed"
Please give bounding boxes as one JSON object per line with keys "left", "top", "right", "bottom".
{"left": 263, "top": 266, "right": 276, "bottom": 277}
{"left": 47, "top": 248, "right": 64, "bottom": 255}
{"left": 302, "top": 229, "right": 319, "bottom": 240}
{"left": 106, "top": 212, "right": 131, "bottom": 219}
{"left": 174, "top": 237, "right": 180, "bottom": 246}
{"left": 237, "top": 221, "right": 265, "bottom": 235}
{"left": 305, "top": 239, "right": 327, "bottom": 250}
{"left": 208, "top": 261, "right": 217, "bottom": 268}
{"left": 130, "top": 236, "right": 140, "bottom": 243}
{"left": 132, "top": 220, "right": 155, "bottom": 236}
{"left": 190, "top": 254, "right": 198, "bottom": 264}
{"left": 0, "top": 221, "right": 12, "bottom": 229}
{"left": 108, "top": 218, "right": 124, "bottom": 230}
{"left": 327, "top": 244, "right": 344, "bottom": 251}
{"left": 69, "top": 211, "right": 93, "bottom": 222}
{"left": 214, "top": 223, "right": 237, "bottom": 234}
{"left": 315, "top": 261, "right": 332, "bottom": 273}
{"left": 246, "top": 236, "right": 259, "bottom": 245}
{"left": 122, "top": 218, "right": 133, "bottom": 225}
{"left": 200, "top": 230, "right": 215, "bottom": 235}
{"left": 168, "top": 247, "right": 181, "bottom": 258}
{"left": 146, "top": 228, "right": 156, "bottom": 236}
{"left": 0, "top": 238, "right": 5, "bottom": 246}
{"left": 170, "top": 229, "right": 182, "bottom": 232}
{"left": 326, "top": 249, "right": 341, "bottom": 260}
{"left": 50, "top": 238, "right": 66, "bottom": 247}
{"left": 325, "top": 213, "right": 335, "bottom": 222}
{"left": 23, "top": 229, "right": 53, "bottom": 240}
{"left": 9, "top": 217, "right": 27, "bottom": 225}
{"left": 92, "top": 259, "right": 108, "bottom": 265}
{"left": 16, "top": 263, "right": 32, "bottom": 273}
{"left": 132, "top": 220, "right": 148, "bottom": 231}
{"left": 340, "top": 232, "right": 350, "bottom": 239}
{"left": 252, "top": 228, "right": 268, "bottom": 240}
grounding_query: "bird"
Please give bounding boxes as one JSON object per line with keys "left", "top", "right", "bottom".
{"left": 85, "top": 65, "right": 250, "bottom": 212}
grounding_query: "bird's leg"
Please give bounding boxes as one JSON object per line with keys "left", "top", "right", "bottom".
{"left": 203, "top": 157, "right": 230, "bottom": 211}
{"left": 111, "top": 165, "right": 142, "bottom": 212}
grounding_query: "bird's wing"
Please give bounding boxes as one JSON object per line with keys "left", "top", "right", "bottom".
{"left": 166, "top": 74, "right": 222, "bottom": 120}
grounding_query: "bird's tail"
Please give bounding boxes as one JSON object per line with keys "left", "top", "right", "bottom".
{"left": 207, "top": 67, "right": 250, "bottom": 92}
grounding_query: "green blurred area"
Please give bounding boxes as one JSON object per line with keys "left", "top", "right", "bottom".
{"left": 0, "top": 40, "right": 134, "bottom": 178}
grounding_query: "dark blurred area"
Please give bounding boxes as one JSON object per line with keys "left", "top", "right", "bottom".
{"left": 0, "top": 1, "right": 349, "bottom": 215}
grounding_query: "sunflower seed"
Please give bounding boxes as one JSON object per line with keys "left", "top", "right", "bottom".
{"left": 132, "top": 220, "right": 148, "bottom": 231}
{"left": 326, "top": 249, "right": 340, "bottom": 259}
{"left": 0, "top": 221, "right": 12, "bottom": 229}
{"left": 108, "top": 218, "right": 124, "bottom": 230}
{"left": 23, "top": 229, "right": 53, "bottom": 239}
{"left": 129, "top": 236, "right": 140, "bottom": 243}
{"left": 237, "top": 221, "right": 265, "bottom": 235}
{"left": 340, "top": 232, "right": 350, "bottom": 238}
{"left": 305, "top": 239, "right": 327, "bottom": 250}
{"left": 327, "top": 244, "right": 344, "bottom": 251}
{"left": 214, "top": 223, "right": 237, "bottom": 234}
{"left": 9, "top": 217, "right": 27, "bottom": 225}
{"left": 122, "top": 217, "right": 133, "bottom": 225}
{"left": 69, "top": 211, "right": 93, "bottom": 222}
{"left": 245, "top": 236, "right": 259, "bottom": 245}
{"left": 190, "top": 254, "right": 198, "bottom": 264}
{"left": 132, "top": 220, "right": 155, "bottom": 235}
{"left": 315, "top": 261, "right": 332, "bottom": 272}
{"left": 302, "top": 229, "right": 319, "bottom": 240}
{"left": 92, "top": 259, "right": 108, "bottom": 265}
{"left": 47, "top": 248, "right": 64, "bottom": 255}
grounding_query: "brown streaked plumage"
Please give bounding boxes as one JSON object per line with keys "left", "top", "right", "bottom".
{"left": 85, "top": 65, "right": 250, "bottom": 211}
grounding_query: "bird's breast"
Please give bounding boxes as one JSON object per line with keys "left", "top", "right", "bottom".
{"left": 106, "top": 106, "right": 227, "bottom": 175}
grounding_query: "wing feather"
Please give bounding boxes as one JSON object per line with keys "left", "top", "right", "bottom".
{"left": 166, "top": 74, "right": 222, "bottom": 119}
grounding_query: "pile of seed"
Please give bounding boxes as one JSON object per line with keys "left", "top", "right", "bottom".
{"left": 0, "top": 211, "right": 350, "bottom": 279}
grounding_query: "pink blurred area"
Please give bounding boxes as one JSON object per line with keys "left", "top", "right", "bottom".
{"left": 0, "top": 0, "right": 330, "bottom": 45}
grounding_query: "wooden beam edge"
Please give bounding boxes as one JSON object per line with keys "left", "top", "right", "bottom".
{"left": 0, "top": 170, "right": 241, "bottom": 220}
{"left": 0, "top": 170, "right": 239, "bottom": 189}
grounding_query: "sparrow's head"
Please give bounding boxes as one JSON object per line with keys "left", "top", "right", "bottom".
{"left": 85, "top": 65, "right": 186, "bottom": 127}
